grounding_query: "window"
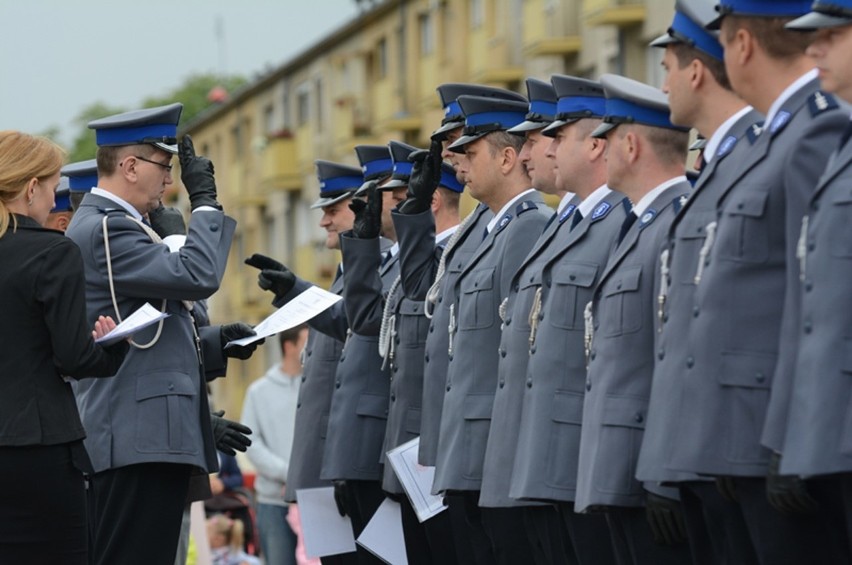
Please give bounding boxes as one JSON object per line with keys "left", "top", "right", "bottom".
{"left": 297, "top": 83, "right": 310, "bottom": 127}
{"left": 377, "top": 38, "right": 388, "bottom": 79}
{"left": 470, "top": 0, "right": 484, "bottom": 29}
{"left": 263, "top": 104, "right": 275, "bottom": 135}
{"left": 315, "top": 77, "right": 324, "bottom": 131}
{"left": 420, "top": 13, "right": 434, "bottom": 56}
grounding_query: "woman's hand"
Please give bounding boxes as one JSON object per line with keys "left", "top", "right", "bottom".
{"left": 91, "top": 315, "right": 117, "bottom": 341}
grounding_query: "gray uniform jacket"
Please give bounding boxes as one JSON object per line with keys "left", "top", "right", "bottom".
{"left": 382, "top": 213, "right": 454, "bottom": 493}
{"left": 321, "top": 234, "right": 398, "bottom": 481}
{"left": 510, "top": 190, "right": 627, "bottom": 503}
{"left": 668, "top": 79, "right": 848, "bottom": 477}
{"left": 394, "top": 206, "right": 493, "bottom": 466}
{"left": 283, "top": 271, "right": 346, "bottom": 503}
{"left": 777, "top": 130, "right": 852, "bottom": 476}
{"left": 66, "top": 193, "right": 235, "bottom": 474}
{"left": 479, "top": 196, "right": 580, "bottom": 508}
{"left": 636, "top": 109, "right": 763, "bottom": 486}
{"left": 575, "top": 181, "right": 690, "bottom": 512}
{"left": 433, "top": 191, "right": 551, "bottom": 493}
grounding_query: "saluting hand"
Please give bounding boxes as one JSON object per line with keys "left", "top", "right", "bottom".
{"left": 349, "top": 182, "right": 382, "bottom": 239}
{"left": 179, "top": 135, "right": 221, "bottom": 210}
{"left": 398, "top": 138, "right": 442, "bottom": 215}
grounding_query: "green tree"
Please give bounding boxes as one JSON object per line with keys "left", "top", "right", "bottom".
{"left": 67, "top": 102, "right": 127, "bottom": 163}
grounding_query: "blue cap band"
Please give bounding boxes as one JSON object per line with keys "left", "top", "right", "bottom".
{"left": 68, "top": 174, "right": 97, "bottom": 191}
{"left": 362, "top": 158, "right": 394, "bottom": 179}
{"left": 466, "top": 110, "right": 526, "bottom": 129}
{"left": 439, "top": 170, "right": 464, "bottom": 192}
{"left": 444, "top": 101, "right": 462, "bottom": 120}
{"left": 604, "top": 98, "right": 677, "bottom": 129}
{"left": 528, "top": 100, "right": 557, "bottom": 118}
{"left": 95, "top": 123, "right": 177, "bottom": 147}
{"left": 555, "top": 95, "right": 607, "bottom": 118}
{"left": 392, "top": 161, "right": 414, "bottom": 177}
{"left": 53, "top": 193, "right": 72, "bottom": 212}
{"left": 719, "top": 0, "right": 813, "bottom": 16}
{"left": 320, "top": 176, "right": 363, "bottom": 193}
{"left": 671, "top": 11, "right": 725, "bottom": 60}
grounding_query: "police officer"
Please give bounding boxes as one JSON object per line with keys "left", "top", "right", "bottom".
{"left": 510, "top": 75, "right": 624, "bottom": 565}
{"left": 666, "top": 1, "right": 849, "bottom": 561}
{"left": 246, "top": 160, "right": 360, "bottom": 565}
{"left": 576, "top": 75, "right": 693, "bottom": 564}
{"left": 61, "top": 158, "right": 98, "bottom": 211}
{"left": 66, "top": 103, "right": 238, "bottom": 565}
{"left": 477, "top": 77, "right": 573, "bottom": 565}
{"left": 771, "top": 0, "right": 852, "bottom": 550}
{"left": 43, "top": 175, "right": 73, "bottom": 232}
{"left": 433, "top": 94, "right": 552, "bottom": 564}
{"left": 637, "top": 1, "right": 762, "bottom": 562}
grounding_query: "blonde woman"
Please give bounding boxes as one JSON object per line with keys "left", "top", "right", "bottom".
{"left": 0, "top": 131, "right": 127, "bottom": 564}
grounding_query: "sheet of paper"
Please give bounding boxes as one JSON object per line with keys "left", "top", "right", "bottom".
{"left": 95, "top": 302, "right": 169, "bottom": 345}
{"left": 296, "top": 487, "right": 357, "bottom": 558}
{"left": 386, "top": 437, "right": 447, "bottom": 523}
{"left": 357, "top": 498, "right": 408, "bottom": 565}
{"left": 226, "top": 286, "right": 342, "bottom": 347}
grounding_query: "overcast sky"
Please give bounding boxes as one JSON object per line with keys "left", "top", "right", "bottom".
{"left": 0, "top": 0, "right": 360, "bottom": 145}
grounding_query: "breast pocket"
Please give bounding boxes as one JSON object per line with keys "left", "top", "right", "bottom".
{"left": 459, "top": 268, "right": 495, "bottom": 331}
{"left": 135, "top": 371, "right": 198, "bottom": 454}
{"left": 717, "top": 190, "right": 770, "bottom": 263}
{"left": 600, "top": 265, "right": 643, "bottom": 337}
{"left": 547, "top": 262, "right": 598, "bottom": 330}
{"left": 829, "top": 191, "right": 852, "bottom": 258}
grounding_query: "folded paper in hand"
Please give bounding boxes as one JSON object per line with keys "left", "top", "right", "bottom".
{"left": 95, "top": 303, "right": 170, "bottom": 345}
{"left": 226, "top": 286, "right": 342, "bottom": 347}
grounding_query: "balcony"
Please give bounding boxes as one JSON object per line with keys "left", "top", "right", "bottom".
{"left": 260, "top": 137, "right": 300, "bottom": 192}
{"left": 524, "top": 37, "right": 583, "bottom": 57}
{"left": 583, "top": 0, "right": 646, "bottom": 27}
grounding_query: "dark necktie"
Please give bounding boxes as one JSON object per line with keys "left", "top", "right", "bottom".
{"left": 570, "top": 210, "right": 584, "bottom": 230}
{"left": 381, "top": 250, "right": 392, "bottom": 267}
{"left": 617, "top": 212, "right": 638, "bottom": 245}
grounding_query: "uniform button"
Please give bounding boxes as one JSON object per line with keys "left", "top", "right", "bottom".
{"left": 755, "top": 372, "right": 765, "bottom": 384}
{"left": 391, "top": 394, "right": 396, "bottom": 401}
{"left": 446, "top": 385, "right": 451, "bottom": 391}
{"left": 658, "top": 349, "right": 665, "bottom": 361}
{"left": 693, "top": 307, "right": 700, "bottom": 318}
{"left": 301, "top": 376, "right": 306, "bottom": 382}
{"left": 394, "top": 336, "right": 400, "bottom": 344}
{"left": 569, "top": 275, "right": 576, "bottom": 281}
{"left": 530, "top": 346, "right": 537, "bottom": 354}
{"left": 429, "top": 325, "right": 434, "bottom": 333}
{"left": 662, "top": 314, "right": 669, "bottom": 323}
{"left": 686, "top": 356, "right": 694, "bottom": 368}
{"left": 586, "top": 380, "right": 591, "bottom": 392}
{"left": 590, "top": 351, "right": 596, "bottom": 360}
{"left": 529, "top": 276, "right": 534, "bottom": 283}
{"left": 168, "top": 383, "right": 175, "bottom": 391}
{"left": 538, "top": 313, "right": 544, "bottom": 321}
{"left": 737, "top": 203, "right": 744, "bottom": 210}
{"left": 438, "top": 296, "right": 443, "bottom": 304}
{"left": 500, "top": 349, "right": 506, "bottom": 358}
{"left": 335, "top": 381, "right": 341, "bottom": 389}
{"left": 634, "top": 413, "right": 644, "bottom": 423}
{"left": 526, "top": 380, "right": 532, "bottom": 388}
{"left": 808, "top": 242, "right": 815, "bottom": 252}
{"left": 413, "top": 305, "right": 418, "bottom": 312}
{"left": 306, "top": 350, "right": 312, "bottom": 357}
{"left": 804, "top": 281, "right": 813, "bottom": 292}
{"left": 393, "top": 366, "right": 398, "bottom": 373}
{"left": 617, "top": 283, "right": 622, "bottom": 290}
{"left": 505, "top": 318, "right": 511, "bottom": 326}
{"left": 297, "top": 402, "right": 301, "bottom": 408}
{"left": 448, "top": 354, "right": 454, "bottom": 361}
{"left": 804, "top": 321, "right": 812, "bottom": 334}
{"left": 499, "top": 381, "right": 505, "bottom": 389}
{"left": 210, "top": 223, "right": 219, "bottom": 232}
{"left": 425, "top": 354, "right": 430, "bottom": 363}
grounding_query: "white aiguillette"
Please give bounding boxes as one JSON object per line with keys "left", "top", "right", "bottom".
{"left": 226, "top": 286, "right": 342, "bottom": 348}
{"left": 95, "top": 302, "right": 170, "bottom": 345}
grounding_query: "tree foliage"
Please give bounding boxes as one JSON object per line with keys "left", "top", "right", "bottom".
{"left": 66, "top": 73, "right": 246, "bottom": 163}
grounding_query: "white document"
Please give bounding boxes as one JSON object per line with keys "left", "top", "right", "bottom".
{"left": 296, "top": 487, "right": 357, "bottom": 558}
{"left": 386, "top": 437, "right": 447, "bottom": 523}
{"left": 226, "top": 286, "right": 342, "bottom": 347}
{"left": 357, "top": 498, "right": 408, "bottom": 565}
{"left": 95, "top": 302, "right": 169, "bottom": 345}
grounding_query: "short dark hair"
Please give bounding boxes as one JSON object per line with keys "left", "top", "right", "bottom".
{"left": 669, "top": 43, "right": 732, "bottom": 91}
{"left": 278, "top": 324, "right": 307, "bottom": 350}
{"left": 96, "top": 143, "right": 157, "bottom": 176}
{"left": 484, "top": 130, "right": 525, "bottom": 157}
{"left": 723, "top": 15, "right": 814, "bottom": 60}
{"left": 623, "top": 124, "right": 689, "bottom": 167}
{"left": 437, "top": 187, "right": 460, "bottom": 211}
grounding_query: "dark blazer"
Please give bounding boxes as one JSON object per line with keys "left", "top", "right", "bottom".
{"left": 0, "top": 215, "right": 126, "bottom": 446}
{"left": 667, "top": 79, "right": 849, "bottom": 477}
{"left": 433, "top": 191, "right": 551, "bottom": 493}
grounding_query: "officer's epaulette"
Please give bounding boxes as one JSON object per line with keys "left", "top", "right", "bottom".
{"left": 590, "top": 200, "right": 614, "bottom": 223}
{"left": 515, "top": 199, "right": 539, "bottom": 216}
{"left": 672, "top": 194, "right": 689, "bottom": 214}
{"left": 809, "top": 90, "right": 839, "bottom": 117}
{"left": 746, "top": 121, "right": 764, "bottom": 145}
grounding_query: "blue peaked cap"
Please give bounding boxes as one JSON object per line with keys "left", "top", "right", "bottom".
{"left": 591, "top": 74, "right": 689, "bottom": 138}
{"left": 508, "top": 78, "right": 559, "bottom": 133}
{"left": 787, "top": 0, "right": 852, "bottom": 29}
{"left": 433, "top": 84, "right": 528, "bottom": 139}
{"left": 542, "top": 76, "right": 606, "bottom": 137}
{"left": 447, "top": 95, "right": 529, "bottom": 153}
{"left": 61, "top": 159, "right": 98, "bottom": 192}
{"left": 312, "top": 160, "right": 361, "bottom": 209}
{"left": 707, "top": 0, "right": 813, "bottom": 28}
{"left": 650, "top": 0, "right": 725, "bottom": 60}
{"left": 52, "top": 177, "right": 72, "bottom": 213}
{"left": 381, "top": 141, "right": 419, "bottom": 189}
{"left": 88, "top": 103, "right": 183, "bottom": 154}
{"left": 355, "top": 145, "right": 394, "bottom": 182}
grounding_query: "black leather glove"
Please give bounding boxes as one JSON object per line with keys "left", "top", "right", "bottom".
{"left": 148, "top": 203, "right": 186, "bottom": 238}
{"left": 220, "top": 322, "right": 264, "bottom": 360}
{"left": 244, "top": 253, "right": 297, "bottom": 303}
{"left": 210, "top": 410, "right": 252, "bottom": 456}
{"left": 349, "top": 182, "right": 382, "bottom": 239}
{"left": 766, "top": 451, "right": 819, "bottom": 514}
{"left": 333, "top": 480, "right": 348, "bottom": 517}
{"left": 716, "top": 476, "right": 738, "bottom": 503}
{"left": 645, "top": 491, "right": 688, "bottom": 546}
{"left": 398, "top": 139, "right": 442, "bottom": 215}
{"left": 179, "top": 135, "right": 221, "bottom": 210}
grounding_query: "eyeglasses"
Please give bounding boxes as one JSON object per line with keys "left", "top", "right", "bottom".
{"left": 132, "top": 155, "right": 173, "bottom": 173}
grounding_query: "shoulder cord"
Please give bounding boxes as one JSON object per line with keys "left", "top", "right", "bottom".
{"left": 378, "top": 274, "right": 402, "bottom": 369}
{"left": 424, "top": 206, "right": 479, "bottom": 319}
{"left": 101, "top": 215, "right": 172, "bottom": 349}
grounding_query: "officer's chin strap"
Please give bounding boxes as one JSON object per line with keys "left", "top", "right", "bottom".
{"left": 101, "top": 215, "right": 168, "bottom": 349}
